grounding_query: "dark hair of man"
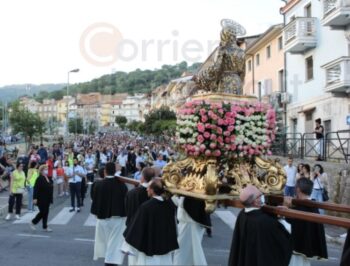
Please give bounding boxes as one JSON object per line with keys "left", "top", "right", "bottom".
{"left": 16, "top": 163, "right": 23, "bottom": 168}
{"left": 142, "top": 167, "right": 155, "bottom": 182}
{"left": 313, "top": 164, "right": 324, "bottom": 174}
{"left": 315, "top": 118, "right": 321, "bottom": 124}
{"left": 105, "top": 162, "right": 116, "bottom": 176}
{"left": 241, "top": 194, "right": 256, "bottom": 207}
{"left": 150, "top": 178, "right": 165, "bottom": 196}
{"left": 30, "top": 161, "right": 37, "bottom": 168}
{"left": 303, "top": 163, "right": 310, "bottom": 173}
{"left": 296, "top": 177, "right": 313, "bottom": 196}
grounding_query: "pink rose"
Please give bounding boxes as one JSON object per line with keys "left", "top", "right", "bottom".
{"left": 230, "top": 144, "right": 237, "bottom": 151}
{"left": 211, "top": 114, "right": 218, "bottom": 121}
{"left": 216, "top": 128, "right": 223, "bottom": 134}
{"left": 193, "top": 151, "right": 200, "bottom": 156}
{"left": 197, "top": 123, "right": 205, "bottom": 133}
{"left": 199, "top": 108, "right": 206, "bottom": 116}
{"left": 204, "top": 132, "right": 210, "bottom": 139}
{"left": 201, "top": 115, "right": 208, "bottom": 123}
{"left": 218, "top": 108, "right": 224, "bottom": 114}
{"left": 249, "top": 149, "right": 255, "bottom": 155}
{"left": 213, "top": 150, "right": 221, "bottom": 157}
{"left": 225, "top": 137, "right": 231, "bottom": 144}
{"left": 197, "top": 135, "right": 205, "bottom": 143}
{"left": 200, "top": 144, "right": 206, "bottom": 151}
{"left": 209, "top": 142, "right": 217, "bottom": 149}
{"left": 205, "top": 150, "right": 212, "bottom": 156}
{"left": 218, "top": 119, "right": 225, "bottom": 126}
{"left": 217, "top": 136, "right": 223, "bottom": 144}
{"left": 205, "top": 123, "right": 212, "bottom": 129}
{"left": 210, "top": 134, "right": 217, "bottom": 141}
{"left": 223, "top": 131, "right": 230, "bottom": 137}
{"left": 228, "top": 125, "right": 234, "bottom": 132}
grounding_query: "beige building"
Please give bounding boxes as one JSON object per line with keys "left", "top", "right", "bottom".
{"left": 37, "top": 99, "right": 57, "bottom": 121}
{"left": 243, "top": 24, "right": 284, "bottom": 101}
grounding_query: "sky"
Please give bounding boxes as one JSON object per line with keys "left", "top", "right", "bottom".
{"left": 0, "top": 0, "right": 284, "bottom": 86}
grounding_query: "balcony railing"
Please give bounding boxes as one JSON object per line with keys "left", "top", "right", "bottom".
{"left": 322, "top": 0, "right": 350, "bottom": 27}
{"left": 322, "top": 56, "right": 350, "bottom": 92}
{"left": 284, "top": 17, "right": 317, "bottom": 53}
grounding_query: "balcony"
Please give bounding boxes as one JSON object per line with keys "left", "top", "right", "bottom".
{"left": 284, "top": 17, "right": 318, "bottom": 54}
{"left": 322, "top": 0, "right": 350, "bottom": 28}
{"left": 322, "top": 56, "right": 350, "bottom": 93}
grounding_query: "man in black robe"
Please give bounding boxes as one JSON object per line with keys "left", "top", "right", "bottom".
{"left": 341, "top": 229, "right": 350, "bottom": 266}
{"left": 91, "top": 162, "right": 128, "bottom": 266}
{"left": 228, "top": 185, "right": 292, "bottom": 266}
{"left": 123, "top": 178, "right": 178, "bottom": 265}
{"left": 284, "top": 177, "right": 327, "bottom": 265}
{"left": 124, "top": 167, "right": 155, "bottom": 228}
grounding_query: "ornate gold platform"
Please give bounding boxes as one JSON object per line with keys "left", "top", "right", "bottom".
{"left": 191, "top": 92, "right": 258, "bottom": 103}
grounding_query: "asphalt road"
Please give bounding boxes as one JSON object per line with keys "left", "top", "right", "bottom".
{"left": 0, "top": 188, "right": 344, "bottom": 266}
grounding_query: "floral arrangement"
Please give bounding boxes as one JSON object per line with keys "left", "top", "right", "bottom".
{"left": 176, "top": 100, "right": 276, "bottom": 158}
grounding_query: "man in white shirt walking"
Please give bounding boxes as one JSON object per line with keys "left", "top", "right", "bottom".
{"left": 69, "top": 158, "right": 86, "bottom": 212}
{"left": 284, "top": 157, "right": 297, "bottom": 197}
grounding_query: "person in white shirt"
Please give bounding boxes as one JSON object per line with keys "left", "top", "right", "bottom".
{"left": 117, "top": 151, "right": 128, "bottom": 176}
{"left": 84, "top": 150, "right": 95, "bottom": 184}
{"left": 283, "top": 157, "right": 297, "bottom": 197}
{"left": 69, "top": 159, "right": 86, "bottom": 212}
{"left": 153, "top": 154, "right": 167, "bottom": 171}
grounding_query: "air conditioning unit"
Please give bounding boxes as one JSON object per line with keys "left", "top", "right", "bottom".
{"left": 280, "top": 92, "right": 291, "bottom": 104}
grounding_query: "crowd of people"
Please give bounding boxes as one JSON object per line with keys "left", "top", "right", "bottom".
{"left": 0, "top": 131, "right": 349, "bottom": 266}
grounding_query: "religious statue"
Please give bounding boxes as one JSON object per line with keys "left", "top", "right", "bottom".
{"left": 193, "top": 19, "right": 246, "bottom": 95}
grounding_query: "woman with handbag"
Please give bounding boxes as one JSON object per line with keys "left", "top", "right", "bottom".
{"left": 5, "top": 163, "right": 26, "bottom": 220}
{"left": 311, "top": 164, "right": 328, "bottom": 214}
{"left": 30, "top": 164, "right": 54, "bottom": 232}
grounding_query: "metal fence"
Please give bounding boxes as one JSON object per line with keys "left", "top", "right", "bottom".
{"left": 272, "top": 130, "right": 350, "bottom": 163}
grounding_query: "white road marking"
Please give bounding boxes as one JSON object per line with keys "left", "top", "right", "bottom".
{"left": 84, "top": 214, "right": 97, "bottom": 226}
{"left": 74, "top": 238, "right": 94, "bottom": 242}
{"left": 48, "top": 207, "right": 76, "bottom": 225}
{"left": 214, "top": 210, "right": 236, "bottom": 230}
{"left": 13, "top": 211, "right": 39, "bottom": 224}
{"left": 17, "top": 233, "right": 49, "bottom": 238}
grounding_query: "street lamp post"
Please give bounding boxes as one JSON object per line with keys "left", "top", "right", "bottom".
{"left": 66, "top": 68, "right": 79, "bottom": 137}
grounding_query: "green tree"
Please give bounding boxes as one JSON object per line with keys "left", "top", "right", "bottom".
{"left": 9, "top": 102, "right": 46, "bottom": 150}
{"left": 126, "top": 120, "right": 143, "bottom": 133}
{"left": 87, "top": 120, "right": 98, "bottom": 135}
{"left": 143, "top": 106, "right": 176, "bottom": 136}
{"left": 68, "top": 117, "right": 83, "bottom": 134}
{"left": 115, "top": 115, "right": 127, "bottom": 129}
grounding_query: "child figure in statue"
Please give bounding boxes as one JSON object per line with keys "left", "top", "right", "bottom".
{"left": 193, "top": 19, "right": 246, "bottom": 95}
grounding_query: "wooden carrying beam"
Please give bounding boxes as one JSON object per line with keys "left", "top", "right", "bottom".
{"left": 115, "top": 176, "right": 350, "bottom": 228}
{"left": 267, "top": 195, "right": 350, "bottom": 214}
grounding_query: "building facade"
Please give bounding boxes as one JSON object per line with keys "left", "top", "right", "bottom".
{"left": 282, "top": 0, "right": 350, "bottom": 135}
{"left": 243, "top": 24, "right": 284, "bottom": 102}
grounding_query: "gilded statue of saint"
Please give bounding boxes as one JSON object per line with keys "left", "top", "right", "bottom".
{"left": 193, "top": 19, "right": 246, "bottom": 95}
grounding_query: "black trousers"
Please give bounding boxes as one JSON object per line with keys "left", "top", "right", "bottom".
{"left": 8, "top": 193, "right": 23, "bottom": 214}
{"left": 69, "top": 182, "right": 81, "bottom": 208}
{"left": 81, "top": 179, "right": 87, "bottom": 204}
{"left": 87, "top": 173, "right": 94, "bottom": 183}
{"left": 32, "top": 204, "right": 50, "bottom": 229}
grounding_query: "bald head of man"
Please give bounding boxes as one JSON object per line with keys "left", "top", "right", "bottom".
{"left": 239, "top": 185, "right": 264, "bottom": 208}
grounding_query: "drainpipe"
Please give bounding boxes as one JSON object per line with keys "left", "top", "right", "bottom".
{"left": 281, "top": 0, "right": 288, "bottom": 156}
{"left": 246, "top": 53, "right": 255, "bottom": 96}
{"left": 281, "top": 0, "right": 288, "bottom": 135}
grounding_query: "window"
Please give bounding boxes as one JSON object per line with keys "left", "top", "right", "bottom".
{"left": 256, "top": 54, "right": 260, "bottom": 66}
{"left": 266, "top": 45, "right": 271, "bottom": 59}
{"left": 248, "top": 60, "right": 252, "bottom": 71}
{"left": 305, "top": 56, "right": 313, "bottom": 81}
{"left": 278, "top": 36, "right": 283, "bottom": 50}
{"left": 278, "top": 70, "right": 284, "bottom": 91}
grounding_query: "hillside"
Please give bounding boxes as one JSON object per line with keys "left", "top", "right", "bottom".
{"left": 0, "top": 84, "right": 65, "bottom": 102}
{"left": 0, "top": 61, "right": 201, "bottom": 102}
{"left": 40, "top": 61, "right": 201, "bottom": 101}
